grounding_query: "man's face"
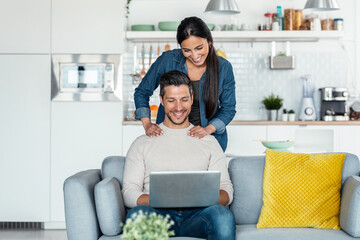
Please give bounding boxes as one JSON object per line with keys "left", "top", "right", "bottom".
{"left": 160, "top": 84, "right": 193, "bottom": 129}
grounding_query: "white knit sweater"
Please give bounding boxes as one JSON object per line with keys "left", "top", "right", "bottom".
{"left": 122, "top": 123, "right": 233, "bottom": 208}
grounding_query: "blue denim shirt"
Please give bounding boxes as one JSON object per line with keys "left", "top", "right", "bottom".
{"left": 134, "top": 49, "right": 236, "bottom": 151}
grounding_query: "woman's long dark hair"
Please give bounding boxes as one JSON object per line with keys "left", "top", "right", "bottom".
{"left": 177, "top": 16, "right": 219, "bottom": 119}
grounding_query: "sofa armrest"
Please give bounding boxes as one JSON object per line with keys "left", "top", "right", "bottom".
{"left": 63, "top": 169, "right": 102, "bottom": 240}
{"left": 340, "top": 176, "right": 360, "bottom": 237}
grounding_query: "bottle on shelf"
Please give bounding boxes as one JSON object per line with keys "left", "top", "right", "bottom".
{"left": 276, "top": 6, "right": 284, "bottom": 31}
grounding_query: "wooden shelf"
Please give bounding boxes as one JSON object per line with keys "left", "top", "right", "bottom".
{"left": 126, "top": 31, "right": 344, "bottom": 42}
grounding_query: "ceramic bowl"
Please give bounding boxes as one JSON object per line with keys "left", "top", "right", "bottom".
{"left": 158, "top": 21, "right": 181, "bottom": 31}
{"left": 261, "top": 141, "right": 294, "bottom": 150}
{"left": 131, "top": 24, "right": 155, "bottom": 31}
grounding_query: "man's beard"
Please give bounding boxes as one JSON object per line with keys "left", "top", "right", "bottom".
{"left": 166, "top": 111, "right": 189, "bottom": 126}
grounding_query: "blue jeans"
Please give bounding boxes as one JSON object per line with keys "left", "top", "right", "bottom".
{"left": 126, "top": 205, "right": 236, "bottom": 240}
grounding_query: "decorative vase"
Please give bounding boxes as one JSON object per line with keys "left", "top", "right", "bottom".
{"left": 268, "top": 109, "right": 278, "bottom": 121}
{"left": 282, "top": 113, "right": 288, "bottom": 121}
{"left": 288, "top": 113, "right": 296, "bottom": 121}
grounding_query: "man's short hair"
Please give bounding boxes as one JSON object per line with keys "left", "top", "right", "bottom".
{"left": 159, "top": 70, "right": 193, "bottom": 98}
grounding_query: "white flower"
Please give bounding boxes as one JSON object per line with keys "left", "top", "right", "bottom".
{"left": 121, "top": 211, "right": 175, "bottom": 240}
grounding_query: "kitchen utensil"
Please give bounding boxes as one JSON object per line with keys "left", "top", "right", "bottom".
{"left": 131, "top": 45, "right": 141, "bottom": 85}
{"left": 165, "top": 43, "right": 171, "bottom": 52}
{"left": 149, "top": 45, "right": 153, "bottom": 67}
{"left": 131, "top": 24, "right": 155, "bottom": 31}
{"left": 140, "top": 45, "right": 146, "bottom": 80}
{"left": 157, "top": 45, "right": 161, "bottom": 57}
{"left": 158, "top": 21, "right": 181, "bottom": 31}
{"left": 299, "top": 75, "right": 316, "bottom": 121}
{"left": 261, "top": 140, "right": 294, "bottom": 150}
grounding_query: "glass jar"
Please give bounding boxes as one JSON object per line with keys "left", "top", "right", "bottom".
{"left": 264, "top": 13, "right": 274, "bottom": 31}
{"left": 321, "top": 19, "right": 333, "bottom": 30}
{"left": 284, "top": 9, "right": 295, "bottom": 30}
{"left": 302, "top": 13, "right": 317, "bottom": 30}
{"left": 294, "top": 10, "right": 303, "bottom": 30}
{"left": 333, "top": 18, "right": 344, "bottom": 31}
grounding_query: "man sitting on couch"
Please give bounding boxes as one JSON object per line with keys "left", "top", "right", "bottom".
{"left": 122, "top": 70, "right": 236, "bottom": 240}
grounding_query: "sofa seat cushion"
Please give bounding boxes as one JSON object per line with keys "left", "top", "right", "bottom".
{"left": 236, "top": 224, "right": 359, "bottom": 240}
{"left": 257, "top": 150, "right": 345, "bottom": 229}
{"left": 94, "top": 177, "right": 126, "bottom": 236}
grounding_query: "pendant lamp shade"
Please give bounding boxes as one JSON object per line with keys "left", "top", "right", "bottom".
{"left": 304, "top": 0, "right": 340, "bottom": 11}
{"left": 204, "top": 0, "right": 240, "bottom": 15}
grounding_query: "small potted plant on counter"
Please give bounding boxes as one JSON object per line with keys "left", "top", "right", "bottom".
{"left": 282, "top": 109, "right": 288, "bottom": 121}
{"left": 262, "top": 93, "right": 283, "bottom": 121}
{"left": 288, "top": 109, "right": 296, "bottom": 121}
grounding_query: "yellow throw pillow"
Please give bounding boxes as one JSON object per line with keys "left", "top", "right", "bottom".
{"left": 257, "top": 149, "right": 345, "bottom": 229}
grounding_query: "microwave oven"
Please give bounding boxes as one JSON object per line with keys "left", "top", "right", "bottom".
{"left": 51, "top": 54, "right": 121, "bottom": 101}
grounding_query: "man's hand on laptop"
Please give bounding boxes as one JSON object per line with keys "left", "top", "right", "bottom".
{"left": 136, "top": 194, "right": 150, "bottom": 206}
{"left": 219, "top": 190, "right": 230, "bottom": 206}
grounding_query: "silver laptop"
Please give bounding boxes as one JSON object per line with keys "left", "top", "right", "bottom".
{"left": 149, "top": 171, "right": 220, "bottom": 208}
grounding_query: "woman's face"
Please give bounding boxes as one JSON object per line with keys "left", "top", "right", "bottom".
{"left": 180, "top": 35, "right": 210, "bottom": 68}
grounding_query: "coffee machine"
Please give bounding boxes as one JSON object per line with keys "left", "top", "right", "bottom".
{"left": 319, "top": 87, "right": 349, "bottom": 121}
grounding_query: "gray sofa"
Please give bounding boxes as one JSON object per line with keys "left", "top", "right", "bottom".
{"left": 64, "top": 153, "right": 360, "bottom": 240}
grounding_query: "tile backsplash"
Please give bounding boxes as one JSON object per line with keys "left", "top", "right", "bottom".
{"left": 123, "top": 42, "right": 348, "bottom": 121}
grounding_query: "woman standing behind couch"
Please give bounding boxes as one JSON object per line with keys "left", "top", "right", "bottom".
{"left": 134, "top": 16, "right": 236, "bottom": 151}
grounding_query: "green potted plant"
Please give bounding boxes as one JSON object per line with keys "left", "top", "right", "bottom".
{"left": 121, "top": 210, "right": 175, "bottom": 240}
{"left": 262, "top": 93, "right": 283, "bottom": 121}
{"left": 288, "top": 109, "right": 296, "bottom": 121}
{"left": 282, "top": 108, "right": 288, "bottom": 121}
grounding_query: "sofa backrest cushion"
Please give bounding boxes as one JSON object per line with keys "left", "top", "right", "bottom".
{"left": 228, "top": 153, "right": 360, "bottom": 225}
{"left": 102, "top": 156, "right": 126, "bottom": 187}
{"left": 340, "top": 176, "right": 360, "bottom": 237}
{"left": 228, "top": 155, "right": 265, "bottom": 225}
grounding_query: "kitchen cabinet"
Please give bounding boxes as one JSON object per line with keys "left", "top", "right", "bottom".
{"left": 226, "top": 125, "right": 267, "bottom": 155}
{"left": 121, "top": 124, "right": 268, "bottom": 157}
{"left": 52, "top": 0, "right": 124, "bottom": 53}
{"left": 50, "top": 102, "right": 123, "bottom": 222}
{"left": 335, "top": 126, "right": 360, "bottom": 159}
{"left": 122, "top": 125, "right": 145, "bottom": 155}
{"left": 0, "top": 0, "right": 50, "bottom": 53}
{"left": 267, "top": 125, "right": 297, "bottom": 152}
{"left": 0, "top": 55, "right": 50, "bottom": 221}
{"left": 267, "top": 125, "right": 335, "bottom": 153}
